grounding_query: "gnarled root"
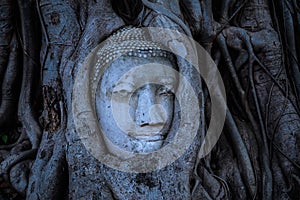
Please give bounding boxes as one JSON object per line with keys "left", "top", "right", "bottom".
{"left": 17, "top": 0, "right": 42, "bottom": 149}
{"left": 0, "top": 34, "right": 20, "bottom": 130}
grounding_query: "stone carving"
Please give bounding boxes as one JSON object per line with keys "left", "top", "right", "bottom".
{"left": 94, "top": 27, "right": 179, "bottom": 155}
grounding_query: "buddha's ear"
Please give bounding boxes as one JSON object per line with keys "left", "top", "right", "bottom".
{"left": 111, "top": 0, "right": 143, "bottom": 25}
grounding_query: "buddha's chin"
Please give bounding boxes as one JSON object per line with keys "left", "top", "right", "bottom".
{"left": 131, "top": 139, "right": 164, "bottom": 153}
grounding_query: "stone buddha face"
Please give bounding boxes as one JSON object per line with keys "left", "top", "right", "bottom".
{"left": 95, "top": 55, "right": 178, "bottom": 154}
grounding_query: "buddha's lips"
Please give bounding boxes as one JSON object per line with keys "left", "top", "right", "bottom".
{"left": 126, "top": 132, "right": 164, "bottom": 141}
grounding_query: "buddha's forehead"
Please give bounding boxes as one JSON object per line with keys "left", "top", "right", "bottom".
{"left": 111, "top": 55, "right": 176, "bottom": 70}
{"left": 100, "top": 55, "right": 178, "bottom": 88}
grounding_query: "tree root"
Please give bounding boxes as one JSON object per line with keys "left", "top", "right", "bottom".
{"left": 17, "top": 0, "right": 42, "bottom": 149}
{"left": 225, "top": 110, "right": 256, "bottom": 197}
{"left": 9, "top": 160, "right": 32, "bottom": 196}
{"left": 0, "top": 131, "right": 26, "bottom": 150}
{"left": 248, "top": 58, "right": 273, "bottom": 200}
{"left": 264, "top": 65, "right": 285, "bottom": 159}
{"left": 0, "top": 0, "right": 17, "bottom": 130}
{"left": 179, "top": 0, "right": 203, "bottom": 36}
{"left": 0, "top": 149, "right": 37, "bottom": 176}
{"left": 0, "top": 34, "right": 20, "bottom": 129}
{"left": 217, "top": 29, "right": 273, "bottom": 199}
{"left": 142, "top": 0, "right": 192, "bottom": 36}
{"left": 26, "top": 100, "right": 67, "bottom": 199}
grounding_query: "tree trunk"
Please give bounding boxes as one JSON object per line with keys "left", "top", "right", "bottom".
{"left": 0, "top": 0, "right": 299, "bottom": 199}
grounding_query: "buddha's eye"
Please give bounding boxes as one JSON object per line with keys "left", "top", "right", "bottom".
{"left": 157, "top": 85, "right": 173, "bottom": 96}
{"left": 113, "top": 82, "right": 134, "bottom": 98}
{"left": 113, "top": 88, "right": 132, "bottom": 97}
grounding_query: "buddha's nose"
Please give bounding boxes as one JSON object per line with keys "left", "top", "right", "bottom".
{"left": 135, "top": 85, "right": 165, "bottom": 127}
{"left": 135, "top": 86, "right": 153, "bottom": 127}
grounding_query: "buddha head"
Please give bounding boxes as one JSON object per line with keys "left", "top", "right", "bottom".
{"left": 93, "top": 27, "right": 179, "bottom": 154}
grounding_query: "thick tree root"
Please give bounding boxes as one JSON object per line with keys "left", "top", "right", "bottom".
{"left": 216, "top": 27, "right": 273, "bottom": 199}
{"left": 0, "top": 34, "right": 20, "bottom": 129}
{"left": 0, "top": 0, "right": 17, "bottom": 131}
{"left": 17, "top": 0, "right": 42, "bottom": 149}
{"left": 0, "top": 149, "right": 37, "bottom": 176}
{"left": 26, "top": 97, "right": 68, "bottom": 199}
{"left": 225, "top": 110, "right": 256, "bottom": 196}
{"left": 142, "top": 0, "right": 192, "bottom": 36}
